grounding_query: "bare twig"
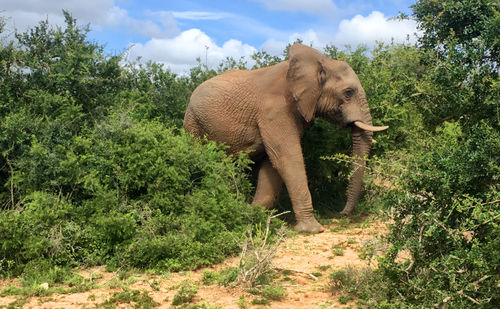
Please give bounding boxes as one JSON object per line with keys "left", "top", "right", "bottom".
{"left": 275, "top": 267, "right": 318, "bottom": 281}
{"left": 458, "top": 290, "right": 480, "bottom": 305}
{"left": 480, "top": 199, "right": 500, "bottom": 206}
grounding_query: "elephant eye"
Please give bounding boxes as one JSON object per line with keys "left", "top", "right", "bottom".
{"left": 344, "top": 88, "right": 355, "bottom": 98}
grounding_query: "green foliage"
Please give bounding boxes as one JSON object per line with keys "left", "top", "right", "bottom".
{"left": 259, "top": 283, "right": 286, "bottom": 300}
{"left": 201, "top": 266, "right": 238, "bottom": 287}
{"left": 330, "top": 267, "right": 390, "bottom": 307}
{"left": 0, "top": 116, "right": 267, "bottom": 276}
{"left": 325, "top": 1, "right": 499, "bottom": 307}
{"left": 0, "top": 12, "right": 122, "bottom": 205}
{"left": 377, "top": 123, "right": 500, "bottom": 307}
{"left": 120, "top": 61, "right": 192, "bottom": 128}
{"left": 251, "top": 298, "right": 270, "bottom": 306}
{"left": 172, "top": 280, "right": 198, "bottom": 306}
{"left": 101, "top": 289, "right": 157, "bottom": 309}
{"left": 362, "top": 1, "right": 500, "bottom": 307}
{"left": 412, "top": 0, "right": 499, "bottom": 66}
{"left": 188, "top": 302, "right": 222, "bottom": 309}
{"left": 410, "top": 0, "right": 499, "bottom": 127}
{"left": 237, "top": 296, "right": 249, "bottom": 309}
{"left": 216, "top": 266, "right": 239, "bottom": 287}
{"left": 0, "top": 14, "right": 267, "bottom": 279}
{"left": 251, "top": 50, "right": 282, "bottom": 69}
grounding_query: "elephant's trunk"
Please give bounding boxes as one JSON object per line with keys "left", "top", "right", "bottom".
{"left": 340, "top": 112, "right": 375, "bottom": 215}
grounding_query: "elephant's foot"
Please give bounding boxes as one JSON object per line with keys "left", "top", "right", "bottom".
{"left": 339, "top": 209, "right": 350, "bottom": 216}
{"left": 294, "top": 217, "right": 324, "bottom": 233}
{"left": 339, "top": 207, "right": 353, "bottom": 216}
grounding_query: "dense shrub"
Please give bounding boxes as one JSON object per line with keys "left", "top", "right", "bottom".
{"left": 323, "top": 2, "right": 499, "bottom": 307}
{"left": 0, "top": 14, "right": 267, "bottom": 277}
{"left": 373, "top": 122, "right": 500, "bottom": 307}
{"left": 0, "top": 116, "right": 266, "bottom": 276}
{"left": 364, "top": 1, "right": 500, "bottom": 307}
{"left": 119, "top": 61, "right": 192, "bottom": 128}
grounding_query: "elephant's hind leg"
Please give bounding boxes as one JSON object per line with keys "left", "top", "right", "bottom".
{"left": 252, "top": 158, "right": 283, "bottom": 209}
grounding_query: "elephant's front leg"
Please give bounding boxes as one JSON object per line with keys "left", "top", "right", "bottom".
{"left": 260, "top": 122, "right": 324, "bottom": 233}
{"left": 252, "top": 158, "right": 283, "bottom": 209}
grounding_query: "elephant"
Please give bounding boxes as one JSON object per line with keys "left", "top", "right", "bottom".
{"left": 184, "top": 43, "right": 388, "bottom": 233}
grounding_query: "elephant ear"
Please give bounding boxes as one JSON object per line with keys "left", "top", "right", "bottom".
{"left": 286, "top": 43, "right": 326, "bottom": 122}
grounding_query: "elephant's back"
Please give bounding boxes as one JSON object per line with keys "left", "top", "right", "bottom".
{"left": 190, "top": 70, "right": 257, "bottom": 105}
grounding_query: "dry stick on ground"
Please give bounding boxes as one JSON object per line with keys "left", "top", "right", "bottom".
{"left": 274, "top": 267, "right": 319, "bottom": 281}
{"left": 236, "top": 212, "right": 289, "bottom": 287}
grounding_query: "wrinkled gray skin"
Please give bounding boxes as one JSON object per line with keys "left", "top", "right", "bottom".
{"left": 184, "top": 43, "right": 387, "bottom": 233}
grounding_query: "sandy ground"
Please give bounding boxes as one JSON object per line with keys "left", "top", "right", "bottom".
{"left": 0, "top": 216, "right": 386, "bottom": 308}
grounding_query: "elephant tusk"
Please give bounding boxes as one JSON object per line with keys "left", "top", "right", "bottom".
{"left": 353, "top": 121, "right": 389, "bottom": 132}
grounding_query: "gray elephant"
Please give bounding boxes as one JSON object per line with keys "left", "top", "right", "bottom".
{"left": 184, "top": 43, "right": 387, "bottom": 233}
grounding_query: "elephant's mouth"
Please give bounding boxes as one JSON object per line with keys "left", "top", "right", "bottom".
{"left": 350, "top": 121, "right": 389, "bottom": 132}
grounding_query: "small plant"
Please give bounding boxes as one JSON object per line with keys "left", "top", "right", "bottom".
{"left": 187, "top": 302, "right": 222, "bottom": 309}
{"left": 216, "top": 266, "right": 238, "bottom": 287}
{"left": 357, "top": 238, "right": 383, "bottom": 264}
{"left": 311, "top": 271, "right": 323, "bottom": 278}
{"left": 237, "top": 296, "right": 248, "bottom": 309}
{"left": 148, "top": 279, "right": 161, "bottom": 291}
{"left": 201, "top": 270, "right": 217, "bottom": 285}
{"left": 101, "top": 289, "right": 157, "bottom": 309}
{"left": 260, "top": 283, "right": 286, "bottom": 301}
{"left": 330, "top": 218, "right": 351, "bottom": 232}
{"left": 6, "top": 298, "right": 30, "bottom": 308}
{"left": 330, "top": 266, "right": 388, "bottom": 307}
{"left": 347, "top": 238, "right": 357, "bottom": 245}
{"left": 317, "top": 300, "right": 334, "bottom": 309}
{"left": 338, "top": 295, "right": 353, "bottom": 304}
{"left": 332, "top": 248, "right": 344, "bottom": 256}
{"left": 172, "top": 280, "right": 198, "bottom": 306}
{"left": 330, "top": 267, "right": 356, "bottom": 292}
{"left": 105, "top": 274, "right": 137, "bottom": 289}
{"left": 117, "top": 269, "right": 132, "bottom": 281}
{"left": 251, "top": 298, "right": 270, "bottom": 305}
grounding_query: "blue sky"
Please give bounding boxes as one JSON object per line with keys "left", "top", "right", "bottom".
{"left": 1, "top": 0, "right": 418, "bottom": 73}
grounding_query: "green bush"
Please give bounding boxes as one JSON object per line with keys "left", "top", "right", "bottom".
{"left": 328, "top": 2, "right": 499, "bottom": 307}
{"left": 0, "top": 13, "right": 268, "bottom": 279}
{"left": 373, "top": 1, "right": 500, "bottom": 307}
{"left": 378, "top": 123, "right": 500, "bottom": 307}
{"left": 0, "top": 115, "right": 267, "bottom": 276}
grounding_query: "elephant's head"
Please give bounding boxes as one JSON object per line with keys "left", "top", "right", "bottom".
{"left": 286, "top": 43, "right": 388, "bottom": 215}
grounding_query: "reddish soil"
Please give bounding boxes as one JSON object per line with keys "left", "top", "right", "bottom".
{"left": 0, "top": 216, "right": 386, "bottom": 308}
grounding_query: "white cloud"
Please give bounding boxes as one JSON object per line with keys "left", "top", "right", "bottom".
{"left": 127, "top": 29, "right": 257, "bottom": 73}
{"left": 260, "top": 11, "right": 418, "bottom": 56}
{"left": 252, "top": 0, "right": 337, "bottom": 15}
{"left": 261, "top": 29, "right": 330, "bottom": 55}
{"left": 333, "top": 11, "right": 418, "bottom": 47}
{"left": 0, "top": 0, "right": 178, "bottom": 38}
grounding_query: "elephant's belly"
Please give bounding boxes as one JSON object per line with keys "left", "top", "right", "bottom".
{"left": 211, "top": 124, "right": 265, "bottom": 158}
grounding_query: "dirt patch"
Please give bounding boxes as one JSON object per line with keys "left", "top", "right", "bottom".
{"left": 0, "top": 216, "right": 387, "bottom": 308}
